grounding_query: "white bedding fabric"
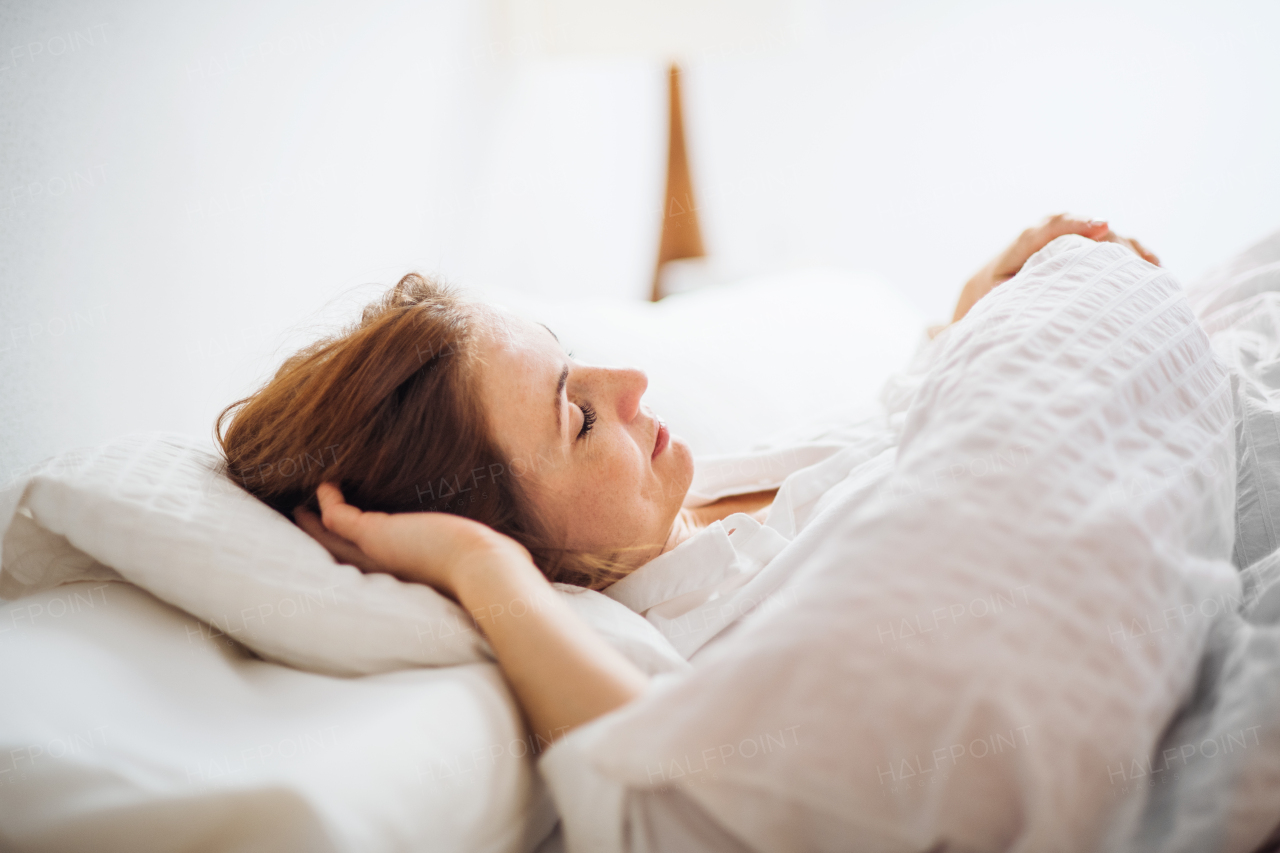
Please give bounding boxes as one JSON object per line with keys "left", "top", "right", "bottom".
{"left": 0, "top": 439, "right": 687, "bottom": 851}
{"left": 540, "top": 235, "right": 1242, "bottom": 853}
{"left": 604, "top": 422, "right": 897, "bottom": 659}
{"left": 0, "top": 267, "right": 923, "bottom": 853}
{"left": 0, "top": 580, "right": 556, "bottom": 852}
{"left": 1183, "top": 230, "right": 1280, "bottom": 569}
{"left": 0, "top": 263, "right": 928, "bottom": 682}
{"left": 0, "top": 434, "right": 688, "bottom": 680}
{"left": 3, "top": 237, "right": 1267, "bottom": 851}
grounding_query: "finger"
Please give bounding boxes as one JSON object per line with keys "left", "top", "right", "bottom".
{"left": 1129, "top": 237, "right": 1160, "bottom": 266}
{"left": 315, "top": 481, "right": 345, "bottom": 509}
{"left": 998, "top": 215, "right": 1112, "bottom": 279}
{"left": 315, "top": 481, "right": 371, "bottom": 544}
{"left": 293, "top": 506, "right": 367, "bottom": 566}
{"left": 294, "top": 506, "right": 347, "bottom": 547}
{"left": 1037, "top": 213, "right": 1110, "bottom": 242}
{"left": 295, "top": 504, "right": 358, "bottom": 558}
{"left": 1126, "top": 238, "right": 1153, "bottom": 263}
{"left": 1096, "top": 230, "right": 1155, "bottom": 264}
{"left": 292, "top": 506, "right": 325, "bottom": 537}
{"left": 1095, "top": 229, "right": 1126, "bottom": 247}
{"left": 1012, "top": 215, "right": 1108, "bottom": 260}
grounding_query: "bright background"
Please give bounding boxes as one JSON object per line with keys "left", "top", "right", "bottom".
{"left": 2, "top": 0, "right": 1278, "bottom": 479}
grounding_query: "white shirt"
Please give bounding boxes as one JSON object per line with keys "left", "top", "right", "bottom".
{"left": 538, "top": 410, "right": 904, "bottom": 853}
{"left": 534, "top": 334, "right": 938, "bottom": 853}
{"left": 601, "top": 413, "right": 899, "bottom": 660}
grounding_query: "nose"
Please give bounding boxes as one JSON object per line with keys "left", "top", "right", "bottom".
{"left": 606, "top": 366, "right": 647, "bottom": 424}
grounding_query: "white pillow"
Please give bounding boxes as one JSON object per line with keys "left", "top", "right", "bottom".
{"left": 0, "top": 433, "right": 687, "bottom": 678}
{"left": 548, "top": 236, "right": 1242, "bottom": 852}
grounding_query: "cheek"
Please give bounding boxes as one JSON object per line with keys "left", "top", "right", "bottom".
{"left": 669, "top": 440, "right": 695, "bottom": 498}
{"left": 584, "top": 465, "right": 646, "bottom": 523}
{"left": 554, "top": 449, "right": 656, "bottom": 548}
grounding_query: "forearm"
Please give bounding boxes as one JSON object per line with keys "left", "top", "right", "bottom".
{"left": 454, "top": 552, "right": 650, "bottom": 745}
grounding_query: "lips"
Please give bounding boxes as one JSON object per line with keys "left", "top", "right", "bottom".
{"left": 652, "top": 415, "right": 669, "bottom": 460}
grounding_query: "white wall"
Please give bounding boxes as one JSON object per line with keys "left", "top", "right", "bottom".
{"left": 685, "top": 0, "right": 1280, "bottom": 317}
{"left": 2, "top": 0, "right": 1278, "bottom": 480}
{"left": 0, "top": 0, "right": 664, "bottom": 481}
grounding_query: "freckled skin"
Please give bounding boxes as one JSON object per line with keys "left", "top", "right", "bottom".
{"left": 471, "top": 305, "right": 697, "bottom": 566}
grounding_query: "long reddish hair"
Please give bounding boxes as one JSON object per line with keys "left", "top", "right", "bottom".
{"left": 216, "top": 273, "right": 630, "bottom": 589}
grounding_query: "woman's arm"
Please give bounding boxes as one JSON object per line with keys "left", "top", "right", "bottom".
{"left": 939, "top": 214, "right": 1160, "bottom": 335}
{"left": 298, "top": 483, "right": 648, "bottom": 745}
{"left": 450, "top": 554, "right": 649, "bottom": 743}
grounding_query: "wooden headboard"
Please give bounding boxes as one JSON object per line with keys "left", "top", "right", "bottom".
{"left": 652, "top": 63, "right": 706, "bottom": 301}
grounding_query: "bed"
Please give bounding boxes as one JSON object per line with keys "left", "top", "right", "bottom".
{"left": 3, "top": 240, "right": 1280, "bottom": 851}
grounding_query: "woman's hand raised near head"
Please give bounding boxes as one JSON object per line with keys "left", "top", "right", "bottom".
{"left": 299, "top": 483, "right": 647, "bottom": 746}
{"left": 293, "top": 482, "right": 533, "bottom": 600}
{"left": 945, "top": 213, "right": 1160, "bottom": 330}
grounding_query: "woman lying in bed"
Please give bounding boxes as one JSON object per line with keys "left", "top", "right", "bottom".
{"left": 217, "top": 214, "right": 1157, "bottom": 748}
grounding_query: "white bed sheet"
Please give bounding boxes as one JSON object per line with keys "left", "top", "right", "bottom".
{"left": 0, "top": 580, "right": 557, "bottom": 853}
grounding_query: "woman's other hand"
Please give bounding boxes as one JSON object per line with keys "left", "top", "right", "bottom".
{"left": 947, "top": 213, "right": 1160, "bottom": 328}
{"left": 293, "top": 482, "right": 533, "bottom": 600}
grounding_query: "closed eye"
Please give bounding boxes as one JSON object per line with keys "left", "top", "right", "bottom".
{"left": 577, "top": 402, "right": 596, "bottom": 441}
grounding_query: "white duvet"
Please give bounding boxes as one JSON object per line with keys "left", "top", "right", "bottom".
{"left": 542, "top": 235, "right": 1243, "bottom": 853}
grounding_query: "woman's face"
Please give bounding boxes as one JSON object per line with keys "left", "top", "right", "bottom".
{"left": 471, "top": 305, "right": 694, "bottom": 565}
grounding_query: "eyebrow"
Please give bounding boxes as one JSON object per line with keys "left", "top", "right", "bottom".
{"left": 538, "top": 322, "right": 559, "bottom": 343}
{"left": 554, "top": 364, "right": 568, "bottom": 439}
